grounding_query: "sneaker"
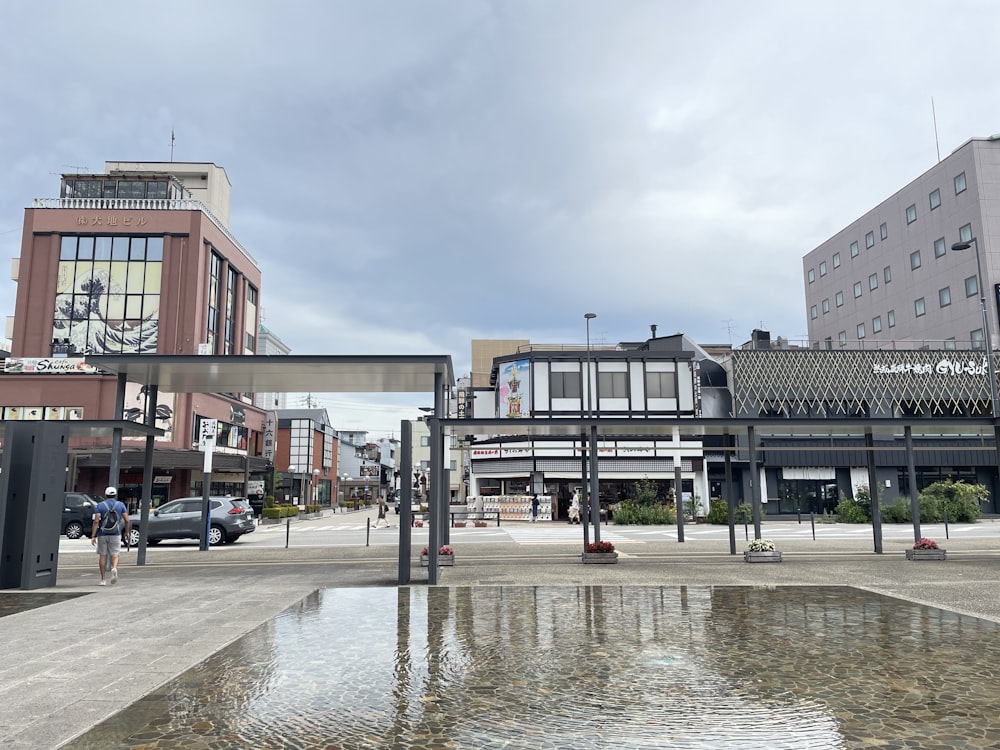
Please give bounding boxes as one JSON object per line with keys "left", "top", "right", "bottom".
{"left": 98, "top": 580, "right": 107, "bottom": 586}
{"left": 110, "top": 569, "right": 118, "bottom": 585}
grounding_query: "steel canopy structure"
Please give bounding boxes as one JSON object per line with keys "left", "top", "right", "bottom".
{"left": 85, "top": 354, "right": 456, "bottom": 394}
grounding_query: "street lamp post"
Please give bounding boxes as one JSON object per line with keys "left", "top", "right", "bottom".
{"left": 952, "top": 237, "right": 1000, "bottom": 519}
{"left": 288, "top": 465, "right": 296, "bottom": 504}
{"left": 585, "top": 312, "right": 601, "bottom": 543}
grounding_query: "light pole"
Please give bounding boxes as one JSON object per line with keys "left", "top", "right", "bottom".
{"left": 952, "top": 237, "right": 1000, "bottom": 518}
{"left": 288, "top": 465, "right": 296, "bottom": 504}
{"left": 585, "top": 312, "right": 601, "bottom": 543}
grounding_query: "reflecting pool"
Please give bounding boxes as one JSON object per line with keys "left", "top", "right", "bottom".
{"left": 64, "top": 586, "right": 1000, "bottom": 749}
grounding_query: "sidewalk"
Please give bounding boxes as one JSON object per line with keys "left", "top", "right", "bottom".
{"left": 5, "top": 522, "right": 1000, "bottom": 748}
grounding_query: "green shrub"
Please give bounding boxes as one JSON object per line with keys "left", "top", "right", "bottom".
{"left": 880, "top": 501, "right": 909, "bottom": 523}
{"left": 305, "top": 504, "right": 323, "bottom": 514}
{"left": 734, "top": 501, "right": 753, "bottom": 524}
{"left": 264, "top": 495, "right": 276, "bottom": 509}
{"left": 261, "top": 504, "right": 300, "bottom": 520}
{"left": 706, "top": 499, "right": 729, "bottom": 524}
{"left": 612, "top": 500, "right": 676, "bottom": 525}
{"left": 919, "top": 480, "right": 984, "bottom": 523}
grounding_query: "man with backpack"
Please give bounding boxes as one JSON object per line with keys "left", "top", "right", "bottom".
{"left": 90, "top": 486, "right": 130, "bottom": 586}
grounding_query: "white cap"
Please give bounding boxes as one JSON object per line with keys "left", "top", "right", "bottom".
{"left": 104, "top": 486, "right": 117, "bottom": 497}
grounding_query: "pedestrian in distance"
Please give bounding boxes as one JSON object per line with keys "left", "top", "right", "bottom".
{"left": 373, "top": 500, "right": 389, "bottom": 529}
{"left": 531, "top": 493, "right": 539, "bottom": 523}
{"left": 91, "top": 486, "right": 130, "bottom": 586}
{"left": 568, "top": 492, "right": 581, "bottom": 524}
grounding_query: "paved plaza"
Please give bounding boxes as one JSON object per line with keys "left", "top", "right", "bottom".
{"left": 5, "top": 512, "right": 1000, "bottom": 748}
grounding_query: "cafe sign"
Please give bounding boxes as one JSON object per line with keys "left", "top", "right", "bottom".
{"left": 3, "top": 357, "right": 98, "bottom": 374}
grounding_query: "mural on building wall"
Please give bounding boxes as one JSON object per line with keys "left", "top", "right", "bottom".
{"left": 121, "top": 383, "right": 174, "bottom": 441}
{"left": 498, "top": 359, "right": 530, "bottom": 418}
{"left": 53, "top": 236, "right": 161, "bottom": 355}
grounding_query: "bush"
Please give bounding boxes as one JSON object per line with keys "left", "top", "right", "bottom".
{"left": 264, "top": 495, "right": 276, "bottom": 509}
{"left": 919, "top": 480, "right": 984, "bottom": 523}
{"left": 304, "top": 504, "right": 322, "bottom": 514}
{"left": 734, "top": 501, "right": 753, "bottom": 524}
{"left": 611, "top": 500, "right": 676, "bottom": 525}
{"left": 261, "top": 504, "right": 300, "bottom": 520}
{"left": 706, "top": 499, "right": 729, "bottom": 524}
{"left": 834, "top": 496, "right": 870, "bottom": 524}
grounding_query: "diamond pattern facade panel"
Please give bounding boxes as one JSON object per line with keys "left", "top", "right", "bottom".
{"left": 730, "top": 350, "right": 995, "bottom": 418}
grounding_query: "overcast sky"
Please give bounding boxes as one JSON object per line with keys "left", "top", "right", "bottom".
{"left": 2, "top": 1, "right": 1000, "bottom": 437}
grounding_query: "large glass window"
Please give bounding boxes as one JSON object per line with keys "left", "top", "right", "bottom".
{"left": 598, "top": 371, "right": 628, "bottom": 398}
{"left": 53, "top": 235, "right": 162, "bottom": 354}
{"left": 550, "top": 372, "right": 581, "bottom": 398}
{"left": 645, "top": 371, "right": 675, "bottom": 398}
{"left": 207, "top": 252, "right": 221, "bottom": 353}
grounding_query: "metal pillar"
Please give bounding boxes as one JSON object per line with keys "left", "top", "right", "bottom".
{"left": 905, "top": 424, "right": 921, "bottom": 542}
{"left": 397, "top": 420, "right": 412, "bottom": 584}
{"left": 137, "top": 384, "right": 157, "bottom": 566}
{"left": 748, "top": 425, "right": 762, "bottom": 539}
{"left": 865, "top": 428, "right": 883, "bottom": 554}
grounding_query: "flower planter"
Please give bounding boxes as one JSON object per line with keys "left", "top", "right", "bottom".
{"left": 906, "top": 548, "right": 947, "bottom": 561}
{"left": 744, "top": 551, "right": 783, "bottom": 563}
{"left": 420, "top": 554, "right": 454, "bottom": 567}
{"left": 454, "top": 521, "right": 467, "bottom": 528}
{"left": 261, "top": 517, "right": 282, "bottom": 525}
{"left": 582, "top": 552, "right": 619, "bottom": 564}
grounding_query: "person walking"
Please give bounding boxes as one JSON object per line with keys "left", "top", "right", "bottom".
{"left": 91, "top": 486, "right": 130, "bottom": 586}
{"left": 531, "top": 493, "right": 540, "bottom": 523}
{"left": 568, "top": 492, "right": 581, "bottom": 524}
{"left": 373, "top": 499, "right": 389, "bottom": 529}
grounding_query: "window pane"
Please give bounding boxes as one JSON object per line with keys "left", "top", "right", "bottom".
{"left": 865, "top": 232, "right": 874, "bottom": 249}
{"left": 808, "top": 269, "right": 815, "bottom": 283}
{"left": 146, "top": 236, "right": 163, "bottom": 261}
{"left": 853, "top": 282, "right": 862, "bottom": 298}
{"left": 939, "top": 287, "right": 951, "bottom": 307}
{"left": 822, "top": 298, "right": 830, "bottom": 313}
{"left": 966, "top": 276, "right": 979, "bottom": 297}
{"left": 857, "top": 323, "right": 865, "bottom": 338}
{"left": 955, "top": 172, "right": 967, "bottom": 194}
{"left": 884, "top": 265, "right": 891, "bottom": 283}
{"left": 850, "top": 241, "right": 859, "bottom": 257}
{"left": 910, "top": 250, "right": 921, "bottom": 270}
{"left": 810, "top": 305, "right": 818, "bottom": 319}
{"left": 960, "top": 223, "right": 973, "bottom": 242}
{"left": 873, "top": 316, "right": 882, "bottom": 333}
{"left": 929, "top": 189, "right": 941, "bottom": 210}
{"left": 819, "top": 261, "right": 827, "bottom": 276}
{"left": 880, "top": 222, "right": 888, "bottom": 240}
{"left": 869, "top": 273, "right": 878, "bottom": 291}
{"left": 915, "top": 298, "right": 925, "bottom": 316}
{"left": 836, "top": 291, "right": 844, "bottom": 307}
{"left": 934, "top": 238, "right": 946, "bottom": 258}
{"left": 833, "top": 252, "right": 841, "bottom": 268}
{"left": 888, "top": 310, "right": 896, "bottom": 327}
{"left": 905, "top": 204, "right": 916, "bottom": 224}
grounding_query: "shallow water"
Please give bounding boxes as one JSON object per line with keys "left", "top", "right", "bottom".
{"left": 64, "top": 586, "right": 1000, "bottom": 749}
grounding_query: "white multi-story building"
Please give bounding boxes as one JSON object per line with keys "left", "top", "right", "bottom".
{"left": 804, "top": 136, "right": 1000, "bottom": 350}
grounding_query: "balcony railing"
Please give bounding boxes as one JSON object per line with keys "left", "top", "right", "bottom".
{"left": 31, "top": 197, "right": 258, "bottom": 267}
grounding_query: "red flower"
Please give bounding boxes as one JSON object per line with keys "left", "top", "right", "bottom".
{"left": 586, "top": 541, "right": 615, "bottom": 553}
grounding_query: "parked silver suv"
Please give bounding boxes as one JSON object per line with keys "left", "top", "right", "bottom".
{"left": 126, "top": 496, "right": 255, "bottom": 546}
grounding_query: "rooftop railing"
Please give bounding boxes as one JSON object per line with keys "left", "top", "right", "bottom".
{"left": 31, "top": 197, "right": 259, "bottom": 268}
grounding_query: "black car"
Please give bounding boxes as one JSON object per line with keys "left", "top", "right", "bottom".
{"left": 62, "top": 493, "right": 98, "bottom": 539}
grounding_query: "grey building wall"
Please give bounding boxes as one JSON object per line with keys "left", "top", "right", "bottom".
{"left": 803, "top": 137, "right": 1000, "bottom": 350}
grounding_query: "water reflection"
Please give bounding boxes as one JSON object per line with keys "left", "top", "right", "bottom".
{"left": 64, "top": 586, "right": 1000, "bottom": 749}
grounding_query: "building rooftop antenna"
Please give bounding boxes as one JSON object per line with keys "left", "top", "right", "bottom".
{"left": 61, "top": 165, "right": 89, "bottom": 174}
{"left": 170, "top": 130, "right": 175, "bottom": 162}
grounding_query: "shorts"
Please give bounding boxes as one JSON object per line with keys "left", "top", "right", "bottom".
{"left": 96, "top": 534, "right": 122, "bottom": 557}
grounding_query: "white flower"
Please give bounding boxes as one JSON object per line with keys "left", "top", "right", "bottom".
{"left": 746, "top": 538, "right": 776, "bottom": 552}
